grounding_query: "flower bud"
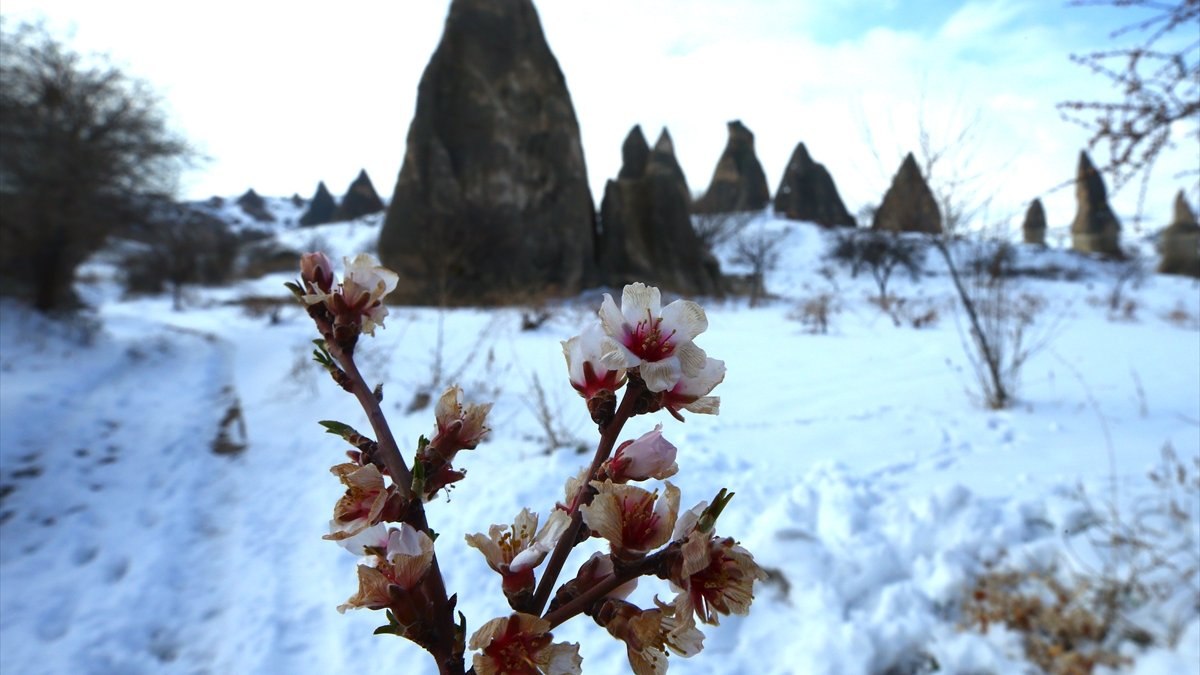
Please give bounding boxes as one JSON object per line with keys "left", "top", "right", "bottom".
{"left": 300, "top": 251, "right": 335, "bottom": 293}
{"left": 607, "top": 424, "right": 678, "bottom": 483}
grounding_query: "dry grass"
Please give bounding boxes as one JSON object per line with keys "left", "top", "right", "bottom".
{"left": 962, "top": 445, "right": 1200, "bottom": 673}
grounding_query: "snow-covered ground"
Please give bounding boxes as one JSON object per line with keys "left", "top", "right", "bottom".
{"left": 1, "top": 210, "right": 1198, "bottom": 674}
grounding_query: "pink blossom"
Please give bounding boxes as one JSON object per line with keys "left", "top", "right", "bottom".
{"left": 608, "top": 424, "right": 679, "bottom": 482}
{"left": 598, "top": 283, "right": 708, "bottom": 392}
{"left": 562, "top": 323, "right": 626, "bottom": 398}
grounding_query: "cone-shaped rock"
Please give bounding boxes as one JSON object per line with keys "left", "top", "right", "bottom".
{"left": 333, "top": 170, "right": 385, "bottom": 222}
{"left": 236, "top": 188, "right": 275, "bottom": 223}
{"left": 1070, "top": 151, "right": 1121, "bottom": 256}
{"left": 597, "top": 125, "right": 721, "bottom": 296}
{"left": 646, "top": 128, "right": 690, "bottom": 207}
{"left": 773, "top": 142, "right": 854, "bottom": 227}
{"left": 1158, "top": 190, "right": 1199, "bottom": 277}
{"left": 618, "top": 125, "right": 650, "bottom": 180}
{"left": 1023, "top": 198, "right": 1047, "bottom": 246}
{"left": 872, "top": 153, "right": 941, "bottom": 234}
{"left": 693, "top": 120, "right": 770, "bottom": 214}
{"left": 378, "top": 0, "right": 596, "bottom": 305}
{"left": 299, "top": 181, "right": 338, "bottom": 226}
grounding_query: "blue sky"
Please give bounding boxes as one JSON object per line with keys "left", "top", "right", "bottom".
{"left": 3, "top": 0, "right": 1196, "bottom": 235}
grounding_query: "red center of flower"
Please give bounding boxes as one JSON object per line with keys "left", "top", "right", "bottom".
{"left": 620, "top": 491, "right": 662, "bottom": 550}
{"left": 627, "top": 310, "right": 676, "bottom": 362}
{"left": 485, "top": 620, "right": 550, "bottom": 674}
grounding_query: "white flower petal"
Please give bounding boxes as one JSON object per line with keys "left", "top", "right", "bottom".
{"left": 599, "top": 294, "right": 626, "bottom": 338}
{"left": 641, "top": 358, "right": 682, "bottom": 392}
{"left": 683, "top": 396, "right": 720, "bottom": 415}
{"left": 621, "top": 283, "right": 661, "bottom": 325}
{"left": 600, "top": 336, "right": 640, "bottom": 370}
{"left": 674, "top": 342, "right": 707, "bottom": 378}
{"left": 661, "top": 299, "right": 708, "bottom": 341}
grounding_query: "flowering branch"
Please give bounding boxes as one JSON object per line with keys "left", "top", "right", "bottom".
{"left": 292, "top": 257, "right": 761, "bottom": 675}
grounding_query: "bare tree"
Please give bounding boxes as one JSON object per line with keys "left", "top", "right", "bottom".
{"left": 0, "top": 20, "right": 194, "bottom": 311}
{"left": 1058, "top": 0, "right": 1200, "bottom": 212}
{"left": 731, "top": 224, "right": 788, "bottom": 307}
{"left": 691, "top": 210, "right": 756, "bottom": 252}
{"left": 827, "top": 230, "right": 926, "bottom": 312}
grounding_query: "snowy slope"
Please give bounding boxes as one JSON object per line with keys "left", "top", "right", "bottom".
{"left": 1, "top": 213, "right": 1198, "bottom": 675}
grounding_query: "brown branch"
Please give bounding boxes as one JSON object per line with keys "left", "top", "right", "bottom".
{"left": 528, "top": 378, "right": 645, "bottom": 615}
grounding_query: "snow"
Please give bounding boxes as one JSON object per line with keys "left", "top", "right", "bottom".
{"left": 2, "top": 207, "right": 1198, "bottom": 674}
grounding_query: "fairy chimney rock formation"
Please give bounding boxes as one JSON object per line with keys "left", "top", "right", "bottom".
{"left": 693, "top": 120, "right": 770, "bottom": 214}
{"left": 872, "top": 153, "right": 941, "bottom": 234}
{"left": 299, "top": 181, "right": 338, "bottom": 226}
{"left": 378, "top": 0, "right": 596, "bottom": 304}
{"left": 618, "top": 125, "right": 651, "bottom": 180}
{"left": 236, "top": 189, "right": 275, "bottom": 223}
{"left": 1070, "top": 151, "right": 1122, "bottom": 256}
{"left": 646, "top": 128, "right": 691, "bottom": 206}
{"left": 1023, "top": 198, "right": 1047, "bottom": 246}
{"left": 1158, "top": 190, "right": 1200, "bottom": 277}
{"left": 597, "top": 125, "right": 721, "bottom": 296}
{"left": 773, "top": 142, "right": 854, "bottom": 227}
{"left": 332, "top": 170, "right": 385, "bottom": 222}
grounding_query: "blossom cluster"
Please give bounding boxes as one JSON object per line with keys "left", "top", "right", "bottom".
{"left": 293, "top": 256, "right": 764, "bottom": 675}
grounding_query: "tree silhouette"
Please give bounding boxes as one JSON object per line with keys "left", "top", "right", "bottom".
{"left": 0, "top": 21, "right": 194, "bottom": 311}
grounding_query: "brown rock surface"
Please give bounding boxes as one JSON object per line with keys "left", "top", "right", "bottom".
{"left": 693, "top": 120, "right": 770, "bottom": 214}
{"left": 773, "top": 142, "right": 854, "bottom": 227}
{"left": 1022, "top": 198, "right": 1047, "bottom": 246}
{"left": 1158, "top": 190, "right": 1199, "bottom": 277}
{"left": 332, "top": 170, "right": 385, "bottom": 222}
{"left": 299, "top": 181, "right": 337, "bottom": 227}
{"left": 1070, "top": 151, "right": 1122, "bottom": 256}
{"left": 377, "top": 0, "right": 596, "bottom": 304}
{"left": 872, "top": 153, "right": 941, "bottom": 234}
{"left": 597, "top": 125, "right": 721, "bottom": 296}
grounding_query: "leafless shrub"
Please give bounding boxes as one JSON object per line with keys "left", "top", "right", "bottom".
{"left": 523, "top": 372, "right": 585, "bottom": 454}
{"left": 407, "top": 312, "right": 507, "bottom": 413}
{"left": 886, "top": 296, "right": 942, "bottom": 329}
{"left": 691, "top": 211, "right": 756, "bottom": 251}
{"left": 934, "top": 238, "right": 1060, "bottom": 408}
{"left": 0, "top": 20, "right": 195, "bottom": 312}
{"left": 789, "top": 292, "right": 838, "bottom": 334}
{"left": 731, "top": 224, "right": 789, "bottom": 308}
{"left": 827, "top": 230, "right": 926, "bottom": 319}
{"left": 1106, "top": 254, "right": 1147, "bottom": 321}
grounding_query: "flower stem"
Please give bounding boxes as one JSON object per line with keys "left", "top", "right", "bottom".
{"left": 328, "top": 342, "right": 463, "bottom": 673}
{"left": 541, "top": 545, "right": 673, "bottom": 629}
{"left": 529, "top": 378, "right": 645, "bottom": 615}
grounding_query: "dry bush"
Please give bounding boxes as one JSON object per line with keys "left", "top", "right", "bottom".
{"left": 963, "top": 445, "right": 1200, "bottom": 673}
{"left": 789, "top": 292, "right": 838, "bottom": 334}
{"left": 935, "top": 238, "right": 1060, "bottom": 408}
{"left": 522, "top": 372, "right": 585, "bottom": 454}
{"left": 1162, "top": 301, "right": 1198, "bottom": 328}
{"left": 827, "top": 230, "right": 926, "bottom": 312}
{"left": 886, "top": 296, "right": 942, "bottom": 329}
{"left": 964, "top": 567, "right": 1130, "bottom": 674}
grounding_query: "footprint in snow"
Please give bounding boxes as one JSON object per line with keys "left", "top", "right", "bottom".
{"left": 72, "top": 545, "right": 99, "bottom": 566}
{"left": 104, "top": 556, "right": 130, "bottom": 583}
{"left": 34, "top": 596, "right": 74, "bottom": 642}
